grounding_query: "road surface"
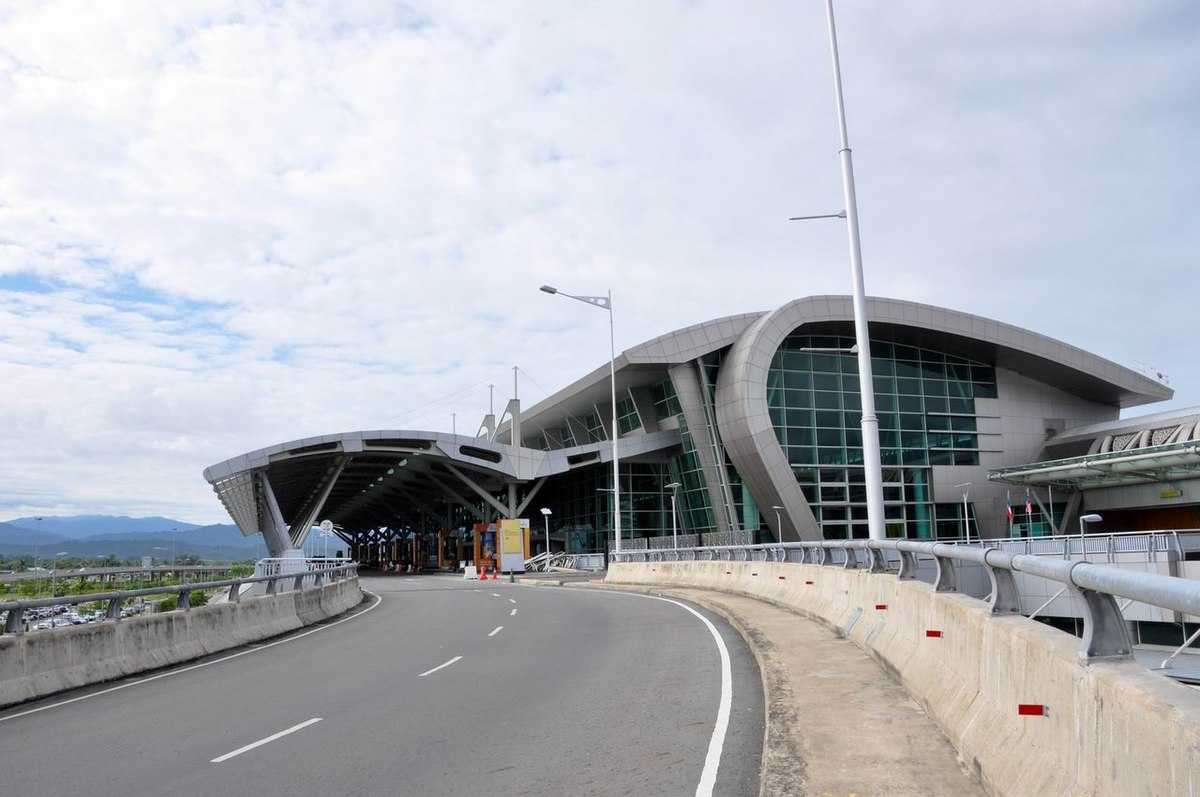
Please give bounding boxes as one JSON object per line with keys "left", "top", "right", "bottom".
{"left": 0, "top": 575, "right": 763, "bottom": 796}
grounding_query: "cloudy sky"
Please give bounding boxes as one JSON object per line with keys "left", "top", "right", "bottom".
{"left": 1, "top": 1, "right": 1197, "bottom": 524}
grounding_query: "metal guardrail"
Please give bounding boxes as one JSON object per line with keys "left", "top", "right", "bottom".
{"left": 255, "top": 557, "right": 355, "bottom": 577}
{"left": 612, "top": 540, "right": 1200, "bottom": 663}
{"left": 953, "top": 529, "right": 1190, "bottom": 563}
{"left": 0, "top": 563, "right": 358, "bottom": 637}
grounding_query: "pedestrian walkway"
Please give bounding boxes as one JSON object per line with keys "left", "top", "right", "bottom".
{"left": 597, "top": 585, "right": 985, "bottom": 796}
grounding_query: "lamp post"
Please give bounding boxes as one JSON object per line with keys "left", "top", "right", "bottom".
{"left": 1078, "top": 513, "right": 1103, "bottom": 560}
{"left": 789, "top": 0, "right": 885, "bottom": 541}
{"left": 541, "top": 284, "right": 621, "bottom": 554}
{"left": 771, "top": 506, "right": 785, "bottom": 543}
{"left": 954, "top": 482, "right": 972, "bottom": 543}
{"left": 540, "top": 507, "right": 552, "bottom": 563}
{"left": 666, "top": 482, "right": 682, "bottom": 550}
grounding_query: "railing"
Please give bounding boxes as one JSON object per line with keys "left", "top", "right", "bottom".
{"left": 255, "top": 557, "right": 355, "bottom": 577}
{"left": 954, "top": 529, "right": 1191, "bottom": 564}
{"left": 612, "top": 540, "right": 1200, "bottom": 663}
{"left": 524, "top": 552, "right": 605, "bottom": 573}
{"left": 0, "top": 563, "right": 358, "bottom": 637}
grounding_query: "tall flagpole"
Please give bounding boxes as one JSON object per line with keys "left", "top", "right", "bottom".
{"left": 824, "top": 0, "right": 885, "bottom": 540}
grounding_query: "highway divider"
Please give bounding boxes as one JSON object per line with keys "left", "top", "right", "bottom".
{"left": 608, "top": 560, "right": 1200, "bottom": 797}
{"left": 0, "top": 570, "right": 362, "bottom": 709}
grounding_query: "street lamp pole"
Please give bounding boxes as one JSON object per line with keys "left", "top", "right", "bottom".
{"left": 666, "top": 482, "right": 682, "bottom": 550}
{"left": 1078, "top": 513, "right": 1103, "bottom": 560}
{"left": 824, "top": 0, "right": 885, "bottom": 541}
{"left": 541, "top": 285, "right": 621, "bottom": 554}
{"left": 955, "top": 482, "right": 972, "bottom": 543}
{"left": 540, "top": 507, "right": 552, "bottom": 564}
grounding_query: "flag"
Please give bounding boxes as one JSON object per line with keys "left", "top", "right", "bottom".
{"left": 1006, "top": 491, "right": 1014, "bottom": 525}
{"left": 1025, "top": 490, "right": 1033, "bottom": 518}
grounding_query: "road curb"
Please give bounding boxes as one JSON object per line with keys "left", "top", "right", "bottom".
{"left": 582, "top": 581, "right": 799, "bottom": 797}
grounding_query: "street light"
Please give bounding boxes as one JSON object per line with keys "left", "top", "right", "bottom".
{"left": 541, "top": 284, "right": 622, "bottom": 554}
{"left": 954, "top": 482, "right": 972, "bottom": 543}
{"left": 771, "top": 505, "right": 785, "bottom": 543}
{"left": 1079, "top": 514, "right": 1103, "bottom": 559}
{"left": 666, "top": 482, "right": 682, "bottom": 550}
{"left": 539, "top": 507, "right": 552, "bottom": 563}
{"left": 789, "top": 0, "right": 886, "bottom": 541}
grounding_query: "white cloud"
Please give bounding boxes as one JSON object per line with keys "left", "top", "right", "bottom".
{"left": 0, "top": 1, "right": 1196, "bottom": 522}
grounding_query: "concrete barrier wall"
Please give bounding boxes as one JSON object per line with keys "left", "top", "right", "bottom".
{"left": 0, "top": 577, "right": 363, "bottom": 709}
{"left": 609, "top": 561, "right": 1200, "bottom": 797}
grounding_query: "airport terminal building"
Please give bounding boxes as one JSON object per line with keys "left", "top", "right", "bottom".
{"left": 204, "top": 295, "right": 1197, "bottom": 567}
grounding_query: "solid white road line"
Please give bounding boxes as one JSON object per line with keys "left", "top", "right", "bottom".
{"left": 488, "top": 625, "right": 503, "bottom": 637}
{"left": 0, "top": 590, "right": 384, "bottom": 725}
{"left": 510, "top": 608, "right": 517, "bottom": 616}
{"left": 536, "top": 587, "right": 733, "bottom": 797}
{"left": 508, "top": 598, "right": 517, "bottom": 604}
{"left": 417, "top": 656, "right": 463, "bottom": 678}
{"left": 211, "top": 717, "right": 323, "bottom": 763}
{"left": 491, "top": 593, "right": 501, "bottom": 598}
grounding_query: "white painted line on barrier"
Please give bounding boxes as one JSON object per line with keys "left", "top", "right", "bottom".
{"left": 491, "top": 593, "right": 501, "bottom": 598}
{"left": 508, "top": 598, "right": 517, "bottom": 604}
{"left": 488, "top": 625, "right": 503, "bottom": 637}
{"left": 211, "top": 717, "right": 322, "bottom": 763}
{"left": 510, "top": 608, "right": 517, "bottom": 616}
{"left": 0, "top": 590, "right": 384, "bottom": 725}
{"left": 417, "top": 656, "right": 463, "bottom": 678}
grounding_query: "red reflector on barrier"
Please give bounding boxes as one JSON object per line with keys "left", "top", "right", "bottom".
{"left": 804, "top": 580, "right": 814, "bottom": 585}
{"left": 725, "top": 571, "right": 732, "bottom": 575}
{"left": 751, "top": 573, "right": 758, "bottom": 576}
{"left": 926, "top": 630, "right": 943, "bottom": 638}
{"left": 778, "top": 576, "right": 786, "bottom": 580}
{"left": 875, "top": 603, "right": 887, "bottom": 610}
{"left": 1018, "top": 704, "right": 1049, "bottom": 717}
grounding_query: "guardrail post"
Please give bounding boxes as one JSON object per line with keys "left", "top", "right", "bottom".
{"left": 293, "top": 574, "right": 305, "bottom": 592}
{"left": 228, "top": 582, "right": 242, "bottom": 602}
{"left": 931, "top": 548, "right": 958, "bottom": 592}
{"left": 4, "top": 606, "right": 24, "bottom": 635}
{"left": 981, "top": 551, "right": 1021, "bottom": 614}
{"left": 314, "top": 570, "right": 325, "bottom": 587}
{"left": 897, "top": 547, "right": 919, "bottom": 580}
{"left": 179, "top": 589, "right": 191, "bottom": 610}
{"left": 818, "top": 546, "right": 831, "bottom": 566}
{"left": 867, "top": 545, "right": 887, "bottom": 573}
{"left": 266, "top": 577, "right": 278, "bottom": 595}
{"left": 106, "top": 596, "right": 122, "bottom": 620}
{"left": 842, "top": 544, "right": 858, "bottom": 569}
{"left": 1075, "top": 587, "right": 1133, "bottom": 661}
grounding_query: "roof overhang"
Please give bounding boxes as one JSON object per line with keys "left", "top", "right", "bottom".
{"left": 989, "top": 441, "right": 1200, "bottom": 490}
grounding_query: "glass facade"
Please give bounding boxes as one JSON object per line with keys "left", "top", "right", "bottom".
{"left": 539, "top": 462, "right": 673, "bottom": 552}
{"left": 671, "top": 415, "right": 717, "bottom": 534}
{"left": 616, "top": 394, "right": 642, "bottom": 435}
{"left": 651, "top": 378, "right": 682, "bottom": 420}
{"left": 769, "top": 332, "right": 997, "bottom": 539}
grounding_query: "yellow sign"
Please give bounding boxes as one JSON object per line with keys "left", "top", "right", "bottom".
{"left": 500, "top": 519, "right": 524, "bottom": 556}
{"left": 1161, "top": 488, "right": 1183, "bottom": 499}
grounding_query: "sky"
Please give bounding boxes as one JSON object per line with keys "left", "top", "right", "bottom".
{"left": 1, "top": 1, "right": 1197, "bottom": 524}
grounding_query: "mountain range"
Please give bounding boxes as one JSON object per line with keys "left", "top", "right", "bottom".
{"left": 0, "top": 515, "right": 276, "bottom": 561}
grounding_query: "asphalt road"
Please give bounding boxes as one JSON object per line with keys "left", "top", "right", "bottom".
{"left": 0, "top": 574, "right": 763, "bottom": 796}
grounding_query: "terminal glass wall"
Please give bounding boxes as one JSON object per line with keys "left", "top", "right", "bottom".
{"left": 769, "top": 332, "right": 996, "bottom": 539}
{"left": 539, "top": 462, "right": 673, "bottom": 552}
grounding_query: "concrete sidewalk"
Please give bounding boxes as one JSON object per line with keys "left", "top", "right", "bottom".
{"left": 590, "top": 583, "right": 984, "bottom": 797}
